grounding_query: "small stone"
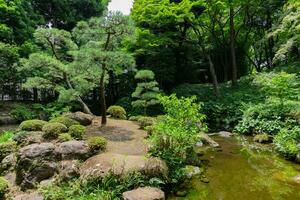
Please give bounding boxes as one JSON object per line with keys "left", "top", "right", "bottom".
{"left": 201, "top": 177, "right": 210, "bottom": 183}
{"left": 253, "top": 134, "right": 270, "bottom": 143}
{"left": 175, "top": 190, "right": 188, "bottom": 197}
{"left": 295, "top": 153, "right": 300, "bottom": 164}
{"left": 218, "top": 131, "right": 233, "bottom": 138}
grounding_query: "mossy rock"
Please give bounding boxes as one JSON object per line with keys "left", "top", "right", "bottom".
{"left": 58, "top": 133, "right": 73, "bottom": 142}
{"left": 68, "top": 125, "right": 86, "bottom": 140}
{"left": 0, "top": 141, "right": 18, "bottom": 161}
{"left": 42, "top": 123, "right": 68, "bottom": 139}
{"left": 128, "top": 115, "right": 143, "bottom": 121}
{"left": 0, "top": 177, "right": 9, "bottom": 199}
{"left": 87, "top": 136, "right": 107, "bottom": 152}
{"left": 253, "top": 134, "right": 270, "bottom": 143}
{"left": 107, "top": 105, "right": 127, "bottom": 119}
{"left": 137, "top": 116, "right": 156, "bottom": 129}
{"left": 19, "top": 120, "right": 48, "bottom": 131}
{"left": 49, "top": 116, "right": 80, "bottom": 128}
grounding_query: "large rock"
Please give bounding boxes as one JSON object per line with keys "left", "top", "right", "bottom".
{"left": 122, "top": 187, "right": 165, "bottom": 200}
{"left": 209, "top": 131, "right": 233, "bottom": 138}
{"left": 199, "top": 133, "right": 220, "bottom": 148}
{"left": 296, "top": 153, "right": 300, "bottom": 163}
{"left": 80, "top": 153, "right": 168, "bottom": 180}
{"left": 16, "top": 143, "right": 57, "bottom": 190}
{"left": 13, "top": 131, "right": 44, "bottom": 147}
{"left": 63, "top": 112, "right": 94, "bottom": 126}
{"left": 57, "top": 160, "right": 80, "bottom": 181}
{"left": 55, "top": 141, "right": 91, "bottom": 160}
{"left": 1, "top": 153, "right": 17, "bottom": 172}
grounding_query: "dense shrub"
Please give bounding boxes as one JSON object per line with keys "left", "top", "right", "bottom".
{"left": 19, "top": 120, "right": 48, "bottom": 131}
{"left": 0, "top": 177, "right": 8, "bottom": 199}
{"left": 68, "top": 125, "right": 86, "bottom": 140}
{"left": 33, "top": 102, "right": 73, "bottom": 120}
{"left": 87, "top": 136, "right": 107, "bottom": 152}
{"left": 0, "top": 141, "right": 17, "bottom": 161}
{"left": 10, "top": 104, "right": 37, "bottom": 122}
{"left": 149, "top": 94, "right": 207, "bottom": 183}
{"left": 107, "top": 105, "right": 127, "bottom": 119}
{"left": 58, "top": 133, "right": 73, "bottom": 142}
{"left": 50, "top": 116, "right": 80, "bottom": 128}
{"left": 137, "top": 116, "right": 156, "bottom": 129}
{"left": 274, "top": 127, "right": 300, "bottom": 158}
{"left": 42, "top": 123, "right": 68, "bottom": 139}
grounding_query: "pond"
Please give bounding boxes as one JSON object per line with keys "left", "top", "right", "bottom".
{"left": 0, "top": 125, "right": 18, "bottom": 134}
{"left": 168, "top": 136, "right": 300, "bottom": 200}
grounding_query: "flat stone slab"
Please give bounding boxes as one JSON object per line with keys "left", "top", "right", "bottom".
{"left": 122, "top": 187, "right": 165, "bottom": 200}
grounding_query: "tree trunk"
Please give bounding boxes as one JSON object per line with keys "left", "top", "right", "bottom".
{"left": 230, "top": 4, "right": 238, "bottom": 86}
{"left": 99, "top": 68, "right": 107, "bottom": 125}
{"left": 33, "top": 88, "right": 38, "bottom": 102}
{"left": 207, "top": 55, "right": 221, "bottom": 98}
{"left": 78, "top": 97, "right": 93, "bottom": 115}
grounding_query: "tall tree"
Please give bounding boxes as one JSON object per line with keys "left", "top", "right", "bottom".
{"left": 72, "top": 12, "right": 136, "bottom": 125}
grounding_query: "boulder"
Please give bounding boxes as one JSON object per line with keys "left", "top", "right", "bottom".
{"left": 296, "top": 153, "right": 300, "bottom": 163}
{"left": 80, "top": 153, "right": 168, "bottom": 180}
{"left": 13, "top": 131, "right": 44, "bottom": 147}
{"left": 122, "top": 187, "right": 165, "bottom": 200}
{"left": 16, "top": 143, "right": 57, "bottom": 190}
{"left": 55, "top": 141, "right": 91, "bottom": 160}
{"left": 57, "top": 160, "right": 80, "bottom": 181}
{"left": 199, "top": 133, "right": 220, "bottom": 148}
{"left": 63, "top": 112, "right": 94, "bottom": 126}
{"left": 1, "top": 153, "right": 17, "bottom": 172}
{"left": 290, "top": 175, "right": 300, "bottom": 185}
{"left": 184, "top": 165, "right": 202, "bottom": 178}
{"left": 253, "top": 134, "right": 270, "bottom": 143}
{"left": 13, "top": 192, "right": 44, "bottom": 200}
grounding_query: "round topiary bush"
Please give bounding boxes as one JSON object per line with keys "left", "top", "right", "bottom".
{"left": 0, "top": 177, "right": 9, "bottom": 199}
{"left": 87, "top": 136, "right": 107, "bottom": 152}
{"left": 42, "top": 122, "right": 68, "bottom": 139}
{"left": 137, "top": 116, "right": 156, "bottom": 129}
{"left": 58, "top": 133, "right": 73, "bottom": 142}
{"left": 0, "top": 141, "right": 17, "bottom": 161}
{"left": 19, "top": 120, "right": 48, "bottom": 131}
{"left": 68, "top": 125, "right": 86, "bottom": 140}
{"left": 49, "top": 116, "right": 80, "bottom": 128}
{"left": 107, "top": 105, "right": 127, "bottom": 119}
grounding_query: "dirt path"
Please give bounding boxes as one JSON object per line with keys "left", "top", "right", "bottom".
{"left": 87, "top": 118, "right": 148, "bottom": 156}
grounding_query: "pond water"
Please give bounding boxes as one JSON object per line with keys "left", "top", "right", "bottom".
{"left": 0, "top": 125, "right": 18, "bottom": 134}
{"left": 168, "top": 136, "right": 300, "bottom": 200}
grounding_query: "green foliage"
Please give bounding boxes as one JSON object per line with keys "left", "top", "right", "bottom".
{"left": 58, "top": 133, "right": 73, "bottom": 142}
{"left": 33, "top": 102, "right": 73, "bottom": 120}
{"left": 132, "top": 70, "right": 160, "bottom": 115}
{"left": 0, "top": 141, "right": 17, "bottom": 161}
{"left": 87, "top": 136, "right": 107, "bottom": 152}
{"left": 0, "top": 177, "right": 8, "bottom": 199}
{"left": 50, "top": 116, "right": 80, "bottom": 128}
{"left": 274, "top": 127, "right": 300, "bottom": 158}
{"left": 10, "top": 104, "right": 37, "bottom": 122}
{"left": 107, "top": 105, "right": 127, "bottom": 119}
{"left": 19, "top": 120, "right": 48, "bottom": 131}
{"left": 68, "top": 125, "right": 86, "bottom": 140}
{"left": 42, "top": 122, "right": 68, "bottom": 139}
{"left": 149, "top": 94, "right": 207, "bottom": 183}
{"left": 0, "top": 131, "right": 13, "bottom": 144}
{"left": 137, "top": 116, "right": 156, "bottom": 129}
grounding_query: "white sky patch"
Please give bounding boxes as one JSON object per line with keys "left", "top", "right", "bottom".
{"left": 108, "top": 0, "right": 134, "bottom": 15}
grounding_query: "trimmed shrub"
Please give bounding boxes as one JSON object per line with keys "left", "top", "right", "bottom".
{"left": 87, "top": 136, "right": 107, "bottom": 152}
{"left": 50, "top": 116, "right": 79, "bottom": 128}
{"left": 19, "top": 120, "right": 48, "bottom": 131}
{"left": 42, "top": 123, "right": 68, "bottom": 139}
{"left": 0, "top": 141, "right": 17, "bottom": 161}
{"left": 107, "top": 105, "right": 127, "bottom": 119}
{"left": 137, "top": 116, "right": 156, "bottom": 129}
{"left": 68, "top": 125, "right": 86, "bottom": 140}
{"left": 0, "top": 177, "right": 9, "bottom": 199}
{"left": 58, "top": 133, "right": 73, "bottom": 142}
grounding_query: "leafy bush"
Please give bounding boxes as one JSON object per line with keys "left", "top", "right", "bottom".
{"left": 50, "top": 116, "right": 79, "bottom": 128}
{"left": 0, "top": 141, "right": 17, "bottom": 161}
{"left": 68, "top": 125, "right": 86, "bottom": 140}
{"left": 42, "top": 122, "right": 68, "bottom": 139}
{"left": 137, "top": 116, "right": 156, "bottom": 129}
{"left": 128, "top": 115, "right": 142, "bottom": 121}
{"left": 274, "top": 127, "right": 300, "bottom": 158}
{"left": 107, "top": 105, "right": 127, "bottom": 119}
{"left": 87, "top": 136, "right": 107, "bottom": 152}
{"left": 10, "top": 104, "right": 37, "bottom": 122}
{"left": 58, "top": 133, "right": 73, "bottom": 142}
{"left": 33, "top": 102, "right": 73, "bottom": 120}
{"left": 149, "top": 94, "right": 207, "bottom": 183}
{"left": 0, "top": 131, "right": 13, "bottom": 144}
{"left": 0, "top": 177, "right": 8, "bottom": 199}
{"left": 19, "top": 120, "right": 48, "bottom": 131}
